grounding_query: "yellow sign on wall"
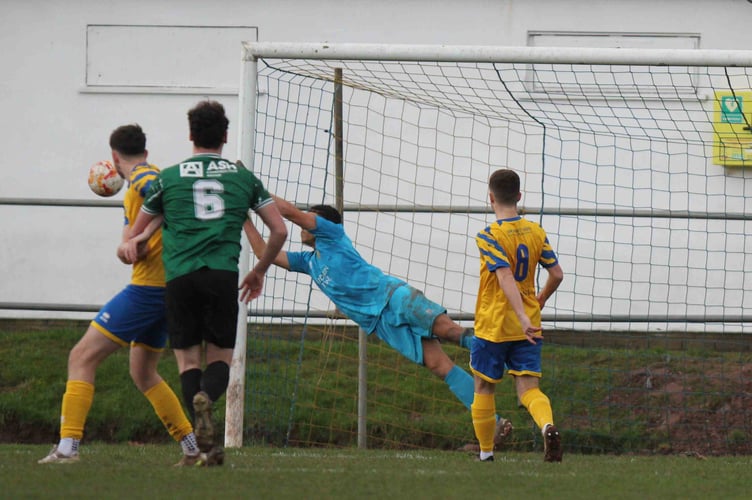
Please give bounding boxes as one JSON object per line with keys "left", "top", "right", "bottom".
{"left": 713, "top": 91, "right": 752, "bottom": 166}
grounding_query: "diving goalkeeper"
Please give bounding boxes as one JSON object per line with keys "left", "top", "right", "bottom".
{"left": 243, "top": 196, "right": 512, "bottom": 446}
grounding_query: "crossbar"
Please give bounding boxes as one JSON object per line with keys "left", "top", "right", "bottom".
{"left": 243, "top": 42, "right": 752, "bottom": 67}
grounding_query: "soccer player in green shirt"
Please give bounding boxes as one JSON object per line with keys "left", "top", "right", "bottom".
{"left": 124, "top": 101, "right": 287, "bottom": 462}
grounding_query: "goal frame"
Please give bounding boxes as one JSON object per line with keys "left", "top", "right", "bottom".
{"left": 226, "top": 42, "right": 752, "bottom": 448}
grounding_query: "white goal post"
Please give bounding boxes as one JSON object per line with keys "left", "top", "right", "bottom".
{"left": 241, "top": 41, "right": 752, "bottom": 66}
{"left": 225, "top": 42, "right": 752, "bottom": 448}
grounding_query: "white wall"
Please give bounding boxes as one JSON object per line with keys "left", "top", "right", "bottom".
{"left": 2, "top": 0, "right": 751, "bottom": 319}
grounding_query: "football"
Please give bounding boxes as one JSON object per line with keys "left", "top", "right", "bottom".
{"left": 88, "top": 160, "right": 124, "bottom": 197}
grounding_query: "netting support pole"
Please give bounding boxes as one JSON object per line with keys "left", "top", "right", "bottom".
{"left": 225, "top": 47, "right": 258, "bottom": 448}
{"left": 333, "top": 67, "right": 367, "bottom": 449}
{"left": 334, "top": 68, "right": 344, "bottom": 208}
{"left": 358, "top": 328, "right": 367, "bottom": 449}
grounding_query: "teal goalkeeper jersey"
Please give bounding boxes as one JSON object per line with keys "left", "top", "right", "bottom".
{"left": 286, "top": 216, "right": 405, "bottom": 333}
{"left": 142, "top": 153, "right": 272, "bottom": 281}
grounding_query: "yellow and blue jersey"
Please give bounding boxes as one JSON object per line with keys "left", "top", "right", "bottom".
{"left": 124, "top": 163, "right": 164, "bottom": 287}
{"left": 474, "top": 215, "right": 557, "bottom": 343}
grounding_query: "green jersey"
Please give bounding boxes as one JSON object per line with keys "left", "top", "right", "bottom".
{"left": 142, "top": 153, "right": 272, "bottom": 281}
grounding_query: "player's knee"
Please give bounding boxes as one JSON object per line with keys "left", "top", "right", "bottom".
{"left": 129, "top": 359, "right": 161, "bottom": 391}
{"left": 131, "top": 370, "right": 161, "bottom": 393}
{"left": 430, "top": 314, "right": 455, "bottom": 337}
{"left": 68, "top": 344, "right": 99, "bottom": 372}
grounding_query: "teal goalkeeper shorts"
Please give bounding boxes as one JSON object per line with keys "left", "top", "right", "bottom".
{"left": 372, "top": 284, "right": 446, "bottom": 366}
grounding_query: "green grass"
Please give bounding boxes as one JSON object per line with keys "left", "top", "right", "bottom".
{"left": 4, "top": 444, "right": 751, "bottom": 499}
{"left": 2, "top": 324, "right": 751, "bottom": 455}
{"left": 0, "top": 326, "right": 192, "bottom": 443}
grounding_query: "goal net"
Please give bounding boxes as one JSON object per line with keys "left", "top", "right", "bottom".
{"left": 230, "top": 43, "right": 752, "bottom": 455}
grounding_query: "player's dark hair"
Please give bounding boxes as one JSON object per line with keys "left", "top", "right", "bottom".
{"left": 188, "top": 100, "right": 229, "bottom": 149}
{"left": 310, "top": 204, "right": 343, "bottom": 224}
{"left": 109, "top": 124, "right": 146, "bottom": 156}
{"left": 489, "top": 169, "right": 521, "bottom": 205}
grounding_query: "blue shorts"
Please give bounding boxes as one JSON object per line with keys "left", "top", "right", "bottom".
{"left": 372, "top": 284, "right": 446, "bottom": 365}
{"left": 470, "top": 337, "right": 543, "bottom": 383}
{"left": 91, "top": 284, "right": 167, "bottom": 351}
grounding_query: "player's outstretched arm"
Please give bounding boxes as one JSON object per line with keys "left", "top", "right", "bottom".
{"left": 253, "top": 202, "right": 287, "bottom": 275}
{"left": 243, "top": 218, "right": 290, "bottom": 270}
{"left": 270, "top": 194, "right": 317, "bottom": 231}
{"left": 239, "top": 202, "right": 288, "bottom": 303}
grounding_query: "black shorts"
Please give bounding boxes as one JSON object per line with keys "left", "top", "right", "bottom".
{"left": 166, "top": 268, "right": 239, "bottom": 350}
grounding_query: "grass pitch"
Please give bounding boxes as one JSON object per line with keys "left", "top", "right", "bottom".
{"left": 3, "top": 444, "right": 750, "bottom": 499}
{"left": 6, "top": 325, "right": 751, "bottom": 454}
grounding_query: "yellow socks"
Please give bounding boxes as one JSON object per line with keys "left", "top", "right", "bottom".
{"left": 60, "top": 380, "right": 94, "bottom": 440}
{"left": 144, "top": 380, "right": 193, "bottom": 442}
{"left": 59, "top": 379, "right": 193, "bottom": 452}
{"left": 471, "top": 393, "right": 496, "bottom": 453}
{"left": 520, "top": 387, "right": 554, "bottom": 431}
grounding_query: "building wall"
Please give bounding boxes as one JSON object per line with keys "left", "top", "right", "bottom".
{"left": 1, "top": 0, "right": 750, "bottom": 318}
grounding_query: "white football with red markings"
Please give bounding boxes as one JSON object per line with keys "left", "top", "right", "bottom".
{"left": 88, "top": 160, "right": 124, "bottom": 197}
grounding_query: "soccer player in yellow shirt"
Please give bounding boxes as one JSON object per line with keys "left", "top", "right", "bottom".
{"left": 39, "top": 125, "right": 203, "bottom": 466}
{"left": 470, "top": 169, "right": 564, "bottom": 462}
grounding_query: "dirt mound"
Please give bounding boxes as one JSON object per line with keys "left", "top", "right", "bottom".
{"left": 601, "top": 363, "right": 752, "bottom": 455}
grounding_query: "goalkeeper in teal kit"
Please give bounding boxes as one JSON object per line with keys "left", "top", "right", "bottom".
{"left": 244, "top": 199, "right": 512, "bottom": 446}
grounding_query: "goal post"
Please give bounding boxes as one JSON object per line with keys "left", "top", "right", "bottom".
{"left": 224, "top": 47, "right": 260, "bottom": 448}
{"left": 227, "top": 42, "right": 752, "bottom": 454}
